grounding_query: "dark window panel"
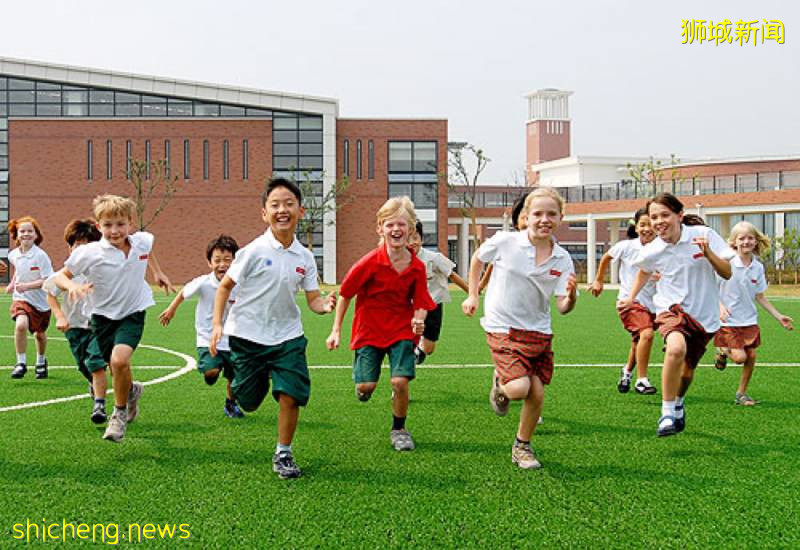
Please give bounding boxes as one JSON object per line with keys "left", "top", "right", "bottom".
{"left": 142, "top": 103, "right": 167, "bottom": 116}
{"left": 89, "top": 104, "right": 114, "bottom": 116}
{"left": 368, "top": 140, "right": 375, "bottom": 180}
{"left": 299, "top": 143, "right": 322, "bottom": 156}
{"left": 194, "top": 103, "right": 220, "bottom": 116}
{"left": 9, "top": 90, "right": 35, "bottom": 103}
{"left": 0, "top": 77, "right": 7, "bottom": 90}
{"left": 273, "top": 117, "right": 297, "bottom": 130}
{"left": 0, "top": 105, "right": 5, "bottom": 116}
{"left": 168, "top": 103, "right": 192, "bottom": 116}
{"left": 0, "top": 144, "right": 6, "bottom": 155}
{"left": 343, "top": 140, "right": 350, "bottom": 177}
{"left": 299, "top": 156, "right": 322, "bottom": 170}
{"left": 184, "top": 140, "right": 190, "bottom": 180}
{"left": 273, "top": 156, "right": 298, "bottom": 170}
{"left": 35, "top": 81, "right": 61, "bottom": 91}
{"left": 413, "top": 142, "right": 437, "bottom": 172}
{"left": 246, "top": 107, "right": 271, "bottom": 117}
{"left": 0, "top": 91, "right": 5, "bottom": 102}
{"left": 274, "top": 143, "right": 298, "bottom": 156}
{"left": 203, "top": 140, "right": 209, "bottom": 180}
{"left": 0, "top": 158, "right": 7, "bottom": 170}
{"left": 106, "top": 140, "right": 113, "bottom": 180}
{"left": 242, "top": 139, "right": 249, "bottom": 180}
{"left": 356, "top": 140, "right": 362, "bottom": 179}
{"left": 140, "top": 95, "right": 166, "bottom": 103}
{"left": 115, "top": 103, "right": 140, "bottom": 116}
{"left": 220, "top": 105, "right": 245, "bottom": 116}
{"left": 299, "top": 117, "right": 322, "bottom": 130}
{"left": 126, "top": 140, "right": 132, "bottom": 179}
{"left": 299, "top": 130, "right": 322, "bottom": 143}
{"left": 36, "top": 90, "right": 61, "bottom": 103}
{"left": 115, "top": 92, "right": 140, "bottom": 103}
{"left": 8, "top": 78, "right": 34, "bottom": 90}
{"left": 63, "top": 90, "right": 88, "bottom": 103}
{"left": 388, "top": 142, "right": 412, "bottom": 172}
{"left": 273, "top": 130, "right": 298, "bottom": 143}
{"left": 223, "top": 140, "right": 229, "bottom": 180}
{"left": 87, "top": 140, "right": 93, "bottom": 180}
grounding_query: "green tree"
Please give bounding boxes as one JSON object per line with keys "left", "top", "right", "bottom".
{"left": 625, "top": 154, "right": 687, "bottom": 198}
{"left": 292, "top": 170, "right": 352, "bottom": 257}
{"left": 448, "top": 142, "right": 490, "bottom": 249}
{"left": 776, "top": 227, "right": 800, "bottom": 284}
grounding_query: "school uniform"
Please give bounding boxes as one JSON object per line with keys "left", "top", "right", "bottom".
{"left": 478, "top": 231, "right": 575, "bottom": 385}
{"left": 8, "top": 244, "right": 53, "bottom": 333}
{"left": 608, "top": 238, "right": 656, "bottom": 342}
{"left": 339, "top": 245, "right": 436, "bottom": 384}
{"left": 223, "top": 229, "right": 318, "bottom": 409}
{"left": 416, "top": 247, "right": 456, "bottom": 342}
{"left": 714, "top": 256, "right": 767, "bottom": 350}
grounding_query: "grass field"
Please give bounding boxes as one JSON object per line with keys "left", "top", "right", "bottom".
{"left": 1, "top": 290, "right": 799, "bottom": 547}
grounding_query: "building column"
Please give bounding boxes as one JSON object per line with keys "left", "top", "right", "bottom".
{"left": 321, "top": 112, "right": 337, "bottom": 284}
{"left": 459, "top": 219, "right": 470, "bottom": 278}
{"left": 608, "top": 219, "right": 620, "bottom": 284}
{"left": 586, "top": 214, "right": 597, "bottom": 283}
{"left": 720, "top": 214, "right": 731, "bottom": 237}
{"left": 775, "top": 212, "right": 785, "bottom": 265}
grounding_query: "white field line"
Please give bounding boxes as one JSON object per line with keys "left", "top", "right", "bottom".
{"left": 303, "top": 363, "right": 800, "bottom": 368}
{"left": 0, "top": 339, "right": 195, "bottom": 414}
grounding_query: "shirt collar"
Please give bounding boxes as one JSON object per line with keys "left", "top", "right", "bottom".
{"left": 376, "top": 244, "right": 417, "bottom": 268}
{"left": 18, "top": 244, "right": 38, "bottom": 257}
{"left": 515, "top": 231, "right": 565, "bottom": 259}
{"left": 265, "top": 228, "right": 301, "bottom": 253}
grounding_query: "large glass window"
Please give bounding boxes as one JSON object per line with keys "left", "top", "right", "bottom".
{"left": 87, "top": 140, "right": 93, "bottom": 181}
{"left": 223, "top": 140, "right": 229, "bottom": 180}
{"left": 106, "top": 140, "right": 113, "bottom": 180}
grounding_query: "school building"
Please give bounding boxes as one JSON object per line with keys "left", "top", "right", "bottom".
{"left": 448, "top": 89, "right": 800, "bottom": 281}
{"left": 0, "top": 56, "right": 448, "bottom": 284}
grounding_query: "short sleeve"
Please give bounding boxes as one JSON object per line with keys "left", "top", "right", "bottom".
{"left": 431, "top": 252, "right": 455, "bottom": 277}
{"left": 40, "top": 251, "right": 54, "bottom": 278}
{"left": 476, "top": 232, "right": 507, "bottom": 263}
{"left": 131, "top": 231, "right": 155, "bottom": 254}
{"left": 182, "top": 275, "right": 206, "bottom": 299}
{"left": 756, "top": 262, "right": 768, "bottom": 294}
{"left": 302, "top": 253, "right": 320, "bottom": 292}
{"left": 707, "top": 228, "right": 736, "bottom": 260}
{"left": 65, "top": 243, "right": 97, "bottom": 278}
{"left": 225, "top": 246, "right": 252, "bottom": 284}
{"left": 43, "top": 271, "right": 63, "bottom": 297}
{"left": 339, "top": 253, "right": 374, "bottom": 299}
{"left": 608, "top": 240, "right": 626, "bottom": 261}
{"left": 554, "top": 256, "right": 576, "bottom": 297}
{"left": 412, "top": 262, "right": 437, "bottom": 311}
{"left": 633, "top": 245, "right": 656, "bottom": 273}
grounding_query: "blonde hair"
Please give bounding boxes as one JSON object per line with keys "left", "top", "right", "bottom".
{"left": 728, "top": 221, "right": 771, "bottom": 256}
{"left": 524, "top": 187, "right": 566, "bottom": 216}
{"left": 376, "top": 196, "right": 417, "bottom": 244}
{"left": 93, "top": 194, "right": 136, "bottom": 222}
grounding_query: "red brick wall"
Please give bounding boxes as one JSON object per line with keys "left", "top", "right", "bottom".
{"left": 526, "top": 120, "right": 570, "bottom": 184}
{"left": 335, "top": 119, "right": 448, "bottom": 281}
{"left": 9, "top": 119, "right": 272, "bottom": 283}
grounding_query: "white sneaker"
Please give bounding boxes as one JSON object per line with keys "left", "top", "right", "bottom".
{"left": 103, "top": 409, "right": 128, "bottom": 442}
{"left": 127, "top": 382, "right": 144, "bottom": 423}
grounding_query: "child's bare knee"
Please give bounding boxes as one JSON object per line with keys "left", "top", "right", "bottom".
{"left": 357, "top": 382, "right": 377, "bottom": 395}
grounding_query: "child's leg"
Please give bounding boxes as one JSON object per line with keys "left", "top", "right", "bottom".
{"left": 92, "top": 368, "right": 108, "bottom": 397}
{"left": 390, "top": 377, "right": 410, "bottom": 417}
{"left": 14, "top": 314, "right": 29, "bottom": 358}
{"left": 624, "top": 341, "right": 636, "bottom": 374}
{"left": 34, "top": 330, "right": 47, "bottom": 359}
{"left": 517, "top": 375, "right": 544, "bottom": 441}
{"left": 662, "top": 331, "right": 687, "bottom": 401}
{"left": 500, "top": 376, "right": 531, "bottom": 400}
{"left": 727, "top": 348, "right": 748, "bottom": 364}
{"left": 277, "top": 393, "right": 299, "bottom": 446}
{"left": 737, "top": 349, "right": 757, "bottom": 396}
{"left": 635, "top": 328, "right": 654, "bottom": 379}
{"left": 677, "top": 360, "right": 694, "bottom": 398}
{"left": 226, "top": 379, "right": 235, "bottom": 400}
{"left": 109, "top": 344, "right": 134, "bottom": 408}
{"left": 203, "top": 368, "right": 221, "bottom": 385}
{"left": 420, "top": 338, "right": 436, "bottom": 355}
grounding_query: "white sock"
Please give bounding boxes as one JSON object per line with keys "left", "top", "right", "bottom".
{"left": 276, "top": 443, "right": 292, "bottom": 454}
{"left": 661, "top": 400, "right": 676, "bottom": 419}
{"left": 36, "top": 354, "right": 46, "bottom": 366}
{"left": 636, "top": 377, "right": 649, "bottom": 385}
{"left": 17, "top": 353, "right": 27, "bottom": 365}
{"left": 675, "top": 396, "right": 685, "bottom": 417}
{"left": 622, "top": 368, "right": 632, "bottom": 379}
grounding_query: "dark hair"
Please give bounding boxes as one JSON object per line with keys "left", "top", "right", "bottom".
{"left": 646, "top": 192, "right": 705, "bottom": 227}
{"left": 627, "top": 207, "right": 649, "bottom": 239}
{"left": 206, "top": 234, "right": 239, "bottom": 261}
{"left": 511, "top": 195, "right": 526, "bottom": 230}
{"left": 64, "top": 218, "right": 101, "bottom": 246}
{"left": 415, "top": 220, "right": 424, "bottom": 238}
{"left": 261, "top": 177, "right": 302, "bottom": 206}
{"left": 682, "top": 214, "right": 706, "bottom": 226}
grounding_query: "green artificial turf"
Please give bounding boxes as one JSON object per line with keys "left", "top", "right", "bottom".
{"left": 0, "top": 291, "right": 798, "bottom": 547}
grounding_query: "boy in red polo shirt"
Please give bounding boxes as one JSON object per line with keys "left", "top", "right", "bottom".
{"left": 326, "top": 196, "right": 436, "bottom": 451}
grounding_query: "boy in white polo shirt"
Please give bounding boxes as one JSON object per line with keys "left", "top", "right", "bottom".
{"left": 53, "top": 194, "right": 174, "bottom": 443}
{"left": 159, "top": 234, "right": 244, "bottom": 418}
{"left": 210, "top": 178, "right": 336, "bottom": 480}
{"left": 462, "top": 188, "right": 578, "bottom": 470}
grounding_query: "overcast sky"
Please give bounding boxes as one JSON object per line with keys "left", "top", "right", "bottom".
{"left": 2, "top": 0, "right": 797, "bottom": 183}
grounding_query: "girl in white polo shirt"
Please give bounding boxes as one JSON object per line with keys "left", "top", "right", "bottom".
{"left": 622, "top": 193, "right": 735, "bottom": 437}
{"left": 462, "top": 187, "right": 578, "bottom": 470}
{"left": 714, "top": 221, "right": 793, "bottom": 406}
{"left": 7, "top": 216, "right": 53, "bottom": 380}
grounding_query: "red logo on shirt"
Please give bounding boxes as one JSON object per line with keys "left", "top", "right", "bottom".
{"left": 139, "top": 254, "right": 149, "bottom": 261}
{"left": 751, "top": 279, "right": 758, "bottom": 284}
{"left": 692, "top": 252, "right": 704, "bottom": 259}
{"left": 296, "top": 266, "right": 306, "bottom": 276}
{"left": 549, "top": 269, "right": 562, "bottom": 277}
{"left": 30, "top": 266, "right": 40, "bottom": 271}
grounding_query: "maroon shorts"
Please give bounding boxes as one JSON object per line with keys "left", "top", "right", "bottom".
{"left": 486, "top": 328, "right": 554, "bottom": 385}
{"left": 10, "top": 300, "right": 51, "bottom": 334}
{"left": 617, "top": 303, "right": 656, "bottom": 343}
{"left": 714, "top": 325, "right": 761, "bottom": 351}
{"left": 655, "top": 305, "right": 712, "bottom": 370}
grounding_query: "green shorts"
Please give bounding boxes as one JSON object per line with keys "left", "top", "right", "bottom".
{"left": 197, "top": 347, "right": 234, "bottom": 380}
{"left": 228, "top": 335, "right": 310, "bottom": 409}
{"left": 353, "top": 340, "right": 416, "bottom": 384}
{"left": 65, "top": 327, "right": 96, "bottom": 381}
{"left": 86, "top": 311, "right": 146, "bottom": 372}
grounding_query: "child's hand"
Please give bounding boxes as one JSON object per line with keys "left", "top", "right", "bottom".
{"left": 67, "top": 282, "right": 93, "bottom": 303}
{"left": 462, "top": 295, "right": 479, "bottom": 317}
{"left": 159, "top": 308, "right": 175, "bottom": 326}
{"left": 411, "top": 318, "right": 425, "bottom": 335}
{"left": 588, "top": 280, "right": 603, "bottom": 297}
{"left": 322, "top": 291, "right": 337, "bottom": 314}
{"left": 14, "top": 281, "right": 29, "bottom": 293}
{"left": 326, "top": 330, "right": 340, "bottom": 350}
{"left": 55, "top": 314, "right": 70, "bottom": 333}
{"left": 692, "top": 236, "right": 710, "bottom": 256}
{"left": 566, "top": 273, "right": 578, "bottom": 297}
{"left": 779, "top": 315, "right": 794, "bottom": 331}
{"left": 650, "top": 272, "right": 662, "bottom": 282}
{"left": 209, "top": 325, "right": 223, "bottom": 356}
{"left": 155, "top": 272, "right": 175, "bottom": 295}
{"left": 617, "top": 297, "right": 634, "bottom": 310}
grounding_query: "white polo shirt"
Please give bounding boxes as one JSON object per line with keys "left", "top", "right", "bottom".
{"left": 64, "top": 232, "right": 155, "bottom": 320}
{"left": 8, "top": 244, "right": 53, "bottom": 312}
{"left": 43, "top": 270, "right": 91, "bottom": 330}
{"left": 478, "top": 231, "right": 575, "bottom": 335}
{"left": 719, "top": 256, "right": 767, "bottom": 327}
{"left": 417, "top": 247, "right": 456, "bottom": 304}
{"left": 608, "top": 238, "right": 656, "bottom": 313}
{"left": 224, "top": 228, "right": 319, "bottom": 347}
{"left": 183, "top": 272, "right": 239, "bottom": 350}
{"left": 634, "top": 224, "right": 735, "bottom": 333}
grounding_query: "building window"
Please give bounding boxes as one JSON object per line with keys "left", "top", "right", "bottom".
{"left": 164, "top": 140, "right": 171, "bottom": 179}
{"left": 87, "top": 140, "right": 93, "bottom": 181}
{"left": 183, "top": 139, "right": 190, "bottom": 180}
{"left": 242, "top": 139, "right": 249, "bottom": 180}
{"left": 343, "top": 139, "right": 350, "bottom": 177}
{"left": 203, "top": 140, "right": 209, "bottom": 180}
{"left": 106, "top": 140, "right": 112, "bottom": 180}
{"left": 126, "top": 140, "right": 132, "bottom": 179}
{"left": 356, "top": 140, "right": 362, "bottom": 180}
{"left": 223, "top": 140, "right": 229, "bottom": 180}
{"left": 145, "top": 140, "right": 151, "bottom": 180}
{"left": 368, "top": 140, "right": 375, "bottom": 180}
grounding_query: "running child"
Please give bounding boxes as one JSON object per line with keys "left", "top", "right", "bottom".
{"left": 620, "top": 193, "right": 735, "bottom": 437}
{"left": 326, "top": 196, "right": 436, "bottom": 452}
{"left": 408, "top": 220, "right": 469, "bottom": 364}
{"left": 44, "top": 219, "right": 109, "bottom": 424}
{"left": 53, "top": 194, "right": 174, "bottom": 442}
{"left": 160, "top": 235, "right": 245, "bottom": 418}
{"left": 589, "top": 207, "right": 658, "bottom": 394}
{"left": 462, "top": 187, "right": 578, "bottom": 470}
{"left": 7, "top": 216, "right": 53, "bottom": 379}
{"left": 478, "top": 194, "right": 528, "bottom": 293}
{"left": 210, "top": 178, "right": 336, "bottom": 479}
{"left": 714, "top": 221, "right": 793, "bottom": 405}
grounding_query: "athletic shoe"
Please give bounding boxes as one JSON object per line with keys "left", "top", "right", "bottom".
{"left": 414, "top": 347, "right": 426, "bottom": 365}
{"left": 91, "top": 401, "right": 107, "bottom": 425}
{"left": 714, "top": 348, "right": 728, "bottom": 371}
{"left": 735, "top": 393, "right": 759, "bottom": 406}
{"left": 674, "top": 405, "right": 686, "bottom": 433}
{"left": 634, "top": 379, "right": 657, "bottom": 395}
{"left": 657, "top": 415, "right": 677, "bottom": 437}
{"left": 272, "top": 451, "right": 302, "bottom": 479}
{"left": 511, "top": 441, "right": 542, "bottom": 470}
{"left": 355, "top": 387, "right": 372, "bottom": 402}
{"left": 103, "top": 409, "right": 127, "bottom": 442}
{"left": 617, "top": 369, "right": 631, "bottom": 393}
{"left": 126, "top": 382, "right": 144, "bottom": 423}
{"left": 390, "top": 429, "right": 416, "bottom": 451}
{"left": 35, "top": 360, "right": 48, "bottom": 379}
{"left": 10, "top": 363, "right": 27, "bottom": 379}
{"left": 224, "top": 400, "right": 245, "bottom": 418}
{"left": 489, "top": 376, "right": 510, "bottom": 416}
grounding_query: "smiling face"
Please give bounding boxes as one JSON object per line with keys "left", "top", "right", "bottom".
{"left": 208, "top": 248, "right": 234, "bottom": 280}
{"left": 97, "top": 215, "right": 133, "bottom": 249}
{"left": 647, "top": 202, "right": 682, "bottom": 243}
{"left": 408, "top": 230, "right": 422, "bottom": 254}
{"left": 261, "top": 185, "right": 304, "bottom": 235}
{"left": 15, "top": 222, "right": 38, "bottom": 248}
{"left": 733, "top": 231, "right": 757, "bottom": 255}
{"left": 379, "top": 214, "right": 410, "bottom": 251}
{"left": 525, "top": 197, "right": 561, "bottom": 241}
{"left": 636, "top": 214, "right": 656, "bottom": 244}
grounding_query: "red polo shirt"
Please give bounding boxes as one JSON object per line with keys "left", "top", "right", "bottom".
{"left": 339, "top": 245, "right": 436, "bottom": 350}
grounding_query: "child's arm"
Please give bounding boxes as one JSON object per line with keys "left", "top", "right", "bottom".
{"left": 461, "top": 252, "right": 484, "bottom": 316}
{"left": 412, "top": 308, "right": 427, "bottom": 335}
{"left": 326, "top": 295, "right": 351, "bottom": 350}
{"left": 14, "top": 277, "right": 47, "bottom": 293}
{"left": 755, "top": 293, "right": 794, "bottom": 330}
{"left": 477, "top": 263, "right": 493, "bottom": 293}
{"left": 209, "top": 275, "right": 236, "bottom": 356}
{"left": 556, "top": 273, "right": 578, "bottom": 314}
{"left": 589, "top": 252, "right": 614, "bottom": 297}
{"left": 52, "top": 268, "right": 93, "bottom": 303}
{"left": 692, "top": 236, "right": 732, "bottom": 280}
{"left": 159, "top": 292, "right": 185, "bottom": 326}
{"left": 617, "top": 269, "right": 651, "bottom": 309}
{"left": 305, "top": 289, "right": 337, "bottom": 315}
{"left": 147, "top": 251, "right": 176, "bottom": 294}
{"left": 449, "top": 271, "right": 469, "bottom": 293}
{"left": 47, "top": 293, "right": 70, "bottom": 332}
